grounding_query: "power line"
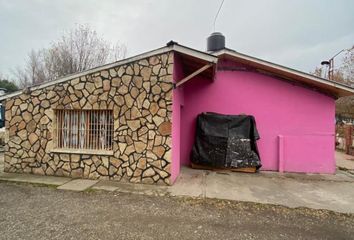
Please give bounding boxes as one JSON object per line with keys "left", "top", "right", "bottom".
{"left": 213, "top": 0, "right": 225, "bottom": 32}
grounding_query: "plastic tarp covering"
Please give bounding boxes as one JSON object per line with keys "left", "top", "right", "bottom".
{"left": 191, "top": 112, "right": 262, "bottom": 169}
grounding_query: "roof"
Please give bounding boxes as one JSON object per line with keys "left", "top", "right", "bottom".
{"left": 1, "top": 43, "right": 353, "bottom": 101}
{"left": 214, "top": 48, "right": 354, "bottom": 98}
{"left": 0, "top": 42, "right": 217, "bottom": 101}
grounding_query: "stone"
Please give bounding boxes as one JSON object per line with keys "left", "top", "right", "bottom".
{"left": 71, "top": 155, "right": 80, "bottom": 163}
{"left": 103, "top": 80, "right": 110, "bottom": 91}
{"left": 158, "top": 121, "right": 172, "bottom": 136}
{"left": 118, "top": 85, "right": 128, "bottom": 95}
{"left": 126, "top": 66, "right": 134, "bottom": 75}
{"left": 124, "top": 94, "right": 134, "bottom": 108}
{"left": 130, "top": 107, "right": 142, "bottom": 119}
{"left": 109, "top": 68, "right": 117, "bottom": 77}
{"left": 97, "top": 166, "right": 108, "bottom": 176}
{"left": 71, "top": 169, "right": 83, "bottom": 178}
{"left": 74, "top": 83, "right": 85, "bottom": 90}
{"left": 94, "top": 77, "right": 103, "bottom": 88}
{"left": 127, "top": 120, "right": 141, "bottom": 131}
{"left": 111, "top": 158, "right": 122, "bottom": 168}
{"left": 23, "top": 112, "right": 32, "bottom": 123}
{"left": 134, "top": 141, "right": 147, "bottom": 153}
{"left": 18, "top": 121, "right": 26, "bottom": 131}
{"left": 86, "top": 82, "right": 95, "bottom": 93}
{"left": 137, "top": 158, "right": 147, "bottom": 169}
{"left": 149, "top": 56, "right": 159, "bottom": 65}
{"left": 41, "top": 100, "right": 50, "bottom": 108}
{"left": 32, "top": 167, "right": 45, "bottom": 175}
{"left": 28, "top": 133, "right": 38, "bottom": 144}
{"left": 152, "top": 115, "right": 164, "bottom": 126}
{"left": 149, "top": 102, "right": 159, "bottom": 115}
{"left": 101, "top": 70, "right": 109, "bottom": 78}
{"left": 18, "top": 129, "right": 27, "bottom": 140}
{"left": 117, "top": 66, "right": 125, "bottom": 77}
{"left": 122, "top": 75, "right": 132, "bottom": 85}
{"left": 133, "top": 76, "right": 143, "bottom": 88}
{"left": 153, "top": 146, "right": 165, "bottom": 158}
{"left": 19, "top": 103, "right": 28, "bottom": 111}
{"left": 143, "top": 168, "right": 155, "bottom": 177}
{"left": 152, "top": 64, "right": 161, "bottom": 75}
{"left": 141, "top": 67, "right": 152, "bottom": 80}
{"left": 131, "top": 87, "right": 139, "bottom": 99}
{"left": 161, "top": 82, "right": 172, "bottom": 92}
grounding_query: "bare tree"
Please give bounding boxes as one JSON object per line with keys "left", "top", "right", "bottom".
{"left": 311, "top": 47, "right": 354, "bottom": 119}
{"left": 15, "top": 25, "right": 127, "bottom": 88}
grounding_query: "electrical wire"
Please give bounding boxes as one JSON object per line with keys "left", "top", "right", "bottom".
{"left": 213, "top": 0, "right": 225, "bottom": 32}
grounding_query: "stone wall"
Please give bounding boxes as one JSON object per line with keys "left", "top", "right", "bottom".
{"left": 4, "top": 52, "right": 174, "bottom": 185}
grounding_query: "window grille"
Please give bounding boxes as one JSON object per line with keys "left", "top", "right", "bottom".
{"left": 56, "top": 110, "right": 113, "bottom": 150}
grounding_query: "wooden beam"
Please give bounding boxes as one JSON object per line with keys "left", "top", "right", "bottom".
{"left": 175, "top": 63, "right": 213, "bottom": 88}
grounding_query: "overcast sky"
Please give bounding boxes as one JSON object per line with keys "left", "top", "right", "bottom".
{"left": 0, "top": 0, "right": 353, "bottom": 79}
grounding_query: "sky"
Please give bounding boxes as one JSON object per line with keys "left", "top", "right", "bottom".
{"left": 0, "top": 0, "right": 353, "bottom": 79}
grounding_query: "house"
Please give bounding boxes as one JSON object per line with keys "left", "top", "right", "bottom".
{"left": 2, "top": 33, "right": 354, "bottom": 185}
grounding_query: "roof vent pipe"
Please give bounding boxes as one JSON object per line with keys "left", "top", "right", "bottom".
{"left": 207, "top": 32, "right": 225, "bottom": 52}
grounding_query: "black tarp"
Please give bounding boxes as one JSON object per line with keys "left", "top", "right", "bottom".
{"left": 191, "top": 112, "right": 262, "bottom": 169}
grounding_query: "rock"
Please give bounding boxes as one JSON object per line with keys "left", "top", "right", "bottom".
{"left": 143, "top": 168, "right": 155, "bottom": 177}
{"left": 71, "top": 169, "right": 83, "bottom": 178}
{"left": 19, "top": 103, "right": 28, "bottom": 111}
{"left": 71, "top": 155, "right": 80, "bottom": 163}
{"left": 41, "top": 100, "right": 50, "bottom": 108}
{"left": 94, "top": 76, "right": 103, "bottom": 88}
{"left": 133, "top": 76, "right": 143, "bottom": 88}
{"left": 141, "top": 67, "right": 152, "bottom": 80}
{"left": 86, "top": 82, "right": 95, "bottom": 93}
{"left": 153, "top": 146, "right": 165, "bottom": 158}
{"left": 18, "top": 129, "right": 27, "bottom": 140}
{"left": 151, "top": 85, "right": 161, "bottom": 95}
{"left": 124, "top": 94, "right": 134, "bottom": 108}
{"left": 137, "top": 158, "right": 147, "bottom": 169}
{"left": 118, "top": 85, "right": 129, "bottom": 95}
{"left": 109, "top": 68, "right": 117, "bottom": 77}
{"left": 74, "top": 83, "right": 85, "bottom": 90}
{"left": 18, "top": 121, "right": 26, "bottom": 130}
{"left": 161, "top": 82, "right": 172, "bottom": 92}
{"left": 122, "top": 75, "right": 132, "bottom": 85}
{"left": 149, "top": 102, "right": 159, "bottom": 115}
{"left": 149, "top": 56, "right": 159, "bottom": 65}
{"left": 152, "top": 115, "right": 164, "bottom": 126}
{"left": 23, "top": 112, "right": 32, "bottom": 123}
{"left": 126, "top": 66, "right": 134, "bottom": 75}
{"left": 127, "top": 120, "right": 141, "bottom": 131}
{"left": 103, "top": 80, "right": 110, "bottom": 91}
{"left": 152, "top": 64, "right": 161, "bottom": 75}
{"left": 109, "top": 166, "right": 117, "bottom": 175}
{"left": 158, "top": 121, "right": 172, "bottom": 136}
{"left": 101, "top": 70, "right": 109, "bottom": 78}
{"left": 97, "top": 166, "right": 108, "bottom": 176}
{"left": 131, "top": 107, "right": 142, "bottom": 119}
{"left": 111, "top": 158, "right": 122, "bottom": 168}
{"left": 134, "top": 141, "right": 147, "bottom": 153}
{"left": 28, "top": 133, "right": 38, "bottom": 144}
{"left": 32, "top": 167, "right": 45, "bottom": 175}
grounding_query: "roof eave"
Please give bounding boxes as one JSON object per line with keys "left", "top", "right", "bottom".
{"left": 213, "top": 49, "right": 354, "bottom": 98}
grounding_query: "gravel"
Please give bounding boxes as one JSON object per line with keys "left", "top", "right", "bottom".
{"left": 0, "top": 181, "right": 353, "bottom": 240}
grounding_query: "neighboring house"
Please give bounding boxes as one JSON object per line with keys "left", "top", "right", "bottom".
{"left": 1, "top": 34, "right": 354, "bottom": 185}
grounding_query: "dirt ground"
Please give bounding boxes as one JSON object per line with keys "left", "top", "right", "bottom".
{"left": 0, "top": 182, "right": 353, "bottom": 240}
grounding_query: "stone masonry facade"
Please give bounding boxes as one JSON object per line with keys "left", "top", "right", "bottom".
{"left": 4, "top": 52, "right": 174, "bottom": 185}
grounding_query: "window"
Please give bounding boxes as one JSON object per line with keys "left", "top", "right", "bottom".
{"left": 56, "top": 110, "right": 113, "bottom": 150}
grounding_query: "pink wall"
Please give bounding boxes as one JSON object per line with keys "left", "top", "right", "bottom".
{"left": 178, "top": 61, "right": 336, "bottom": 173}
